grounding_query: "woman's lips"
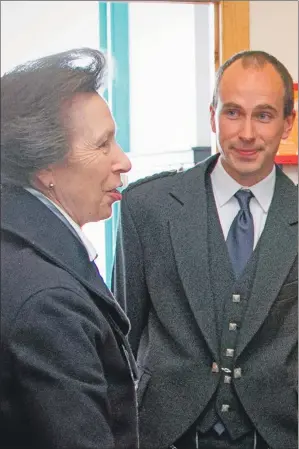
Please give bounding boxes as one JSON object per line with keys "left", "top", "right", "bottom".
{"left": 107, "top": 189, "right": 122, "bottom": 201}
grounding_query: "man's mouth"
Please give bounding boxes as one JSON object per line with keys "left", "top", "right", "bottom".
{"left": 233, "top": 148, "right": 260, "bottom": 157}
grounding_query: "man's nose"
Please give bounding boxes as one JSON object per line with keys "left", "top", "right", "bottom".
{"left": 239, "top": 118, "right": 256, "bottom": 141}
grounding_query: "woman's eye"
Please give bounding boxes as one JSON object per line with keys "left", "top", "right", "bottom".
{"left": 99, "top": 140, "right": 110, "bottom": 150}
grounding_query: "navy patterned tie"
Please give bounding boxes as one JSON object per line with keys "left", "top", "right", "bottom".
{"left": 226, "top": 189, "right": 254, "bottom": 278}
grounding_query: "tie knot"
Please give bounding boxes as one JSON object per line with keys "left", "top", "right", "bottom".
{"left": 234, "top": 189, "right": 253, "bottom": 211}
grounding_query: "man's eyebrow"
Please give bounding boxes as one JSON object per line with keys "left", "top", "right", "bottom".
{"left": 222, "top": 102, "right": 243, "bottom": 109}
{"left": 253, "top": 104, "right": 278, "bottom": 113}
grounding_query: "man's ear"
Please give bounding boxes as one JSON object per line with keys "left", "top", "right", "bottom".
{"left": 210, "top": 103, "right": 217, "bottom": 134}
{"left": 282, "top": 109, "right": 296, "bottom": 140}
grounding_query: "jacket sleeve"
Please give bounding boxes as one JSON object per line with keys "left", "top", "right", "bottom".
{"left": 9, "top": 287, "right": 115, "bottom": 449}
{"left": 112, "top": 193, "right": 150, "bottom": 357}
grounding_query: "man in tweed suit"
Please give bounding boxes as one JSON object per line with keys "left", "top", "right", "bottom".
{"left": 113, "top": 51, "right": 298, "bottom": 449}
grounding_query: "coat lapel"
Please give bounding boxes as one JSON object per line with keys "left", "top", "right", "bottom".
{"left": 168, "top": 155, "right": 219, "bottom": 360}
{"left": 236, "top": 168, "right": 298, "bottom": 358}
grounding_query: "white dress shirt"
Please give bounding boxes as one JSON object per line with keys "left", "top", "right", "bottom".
{"left": 26, "top": 187, "right": 98, "bottom": 262}
{"left": 210, "top": 158, "right": 276, "bottom": 249}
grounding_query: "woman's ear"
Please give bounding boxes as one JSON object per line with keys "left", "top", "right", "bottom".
{"left": 31, "top": 168, "right": 54, "bottom": 191}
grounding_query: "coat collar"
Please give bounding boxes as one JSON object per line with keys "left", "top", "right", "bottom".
{"left": 1, "top": 184, "right": 130, "bottom": 335}
{"left": 26, "top": 186, "right": 98, "bottom": 262}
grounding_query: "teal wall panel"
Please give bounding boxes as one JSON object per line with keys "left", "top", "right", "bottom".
{"left": 99, "top": 2, "right": 130, "bottom": 287}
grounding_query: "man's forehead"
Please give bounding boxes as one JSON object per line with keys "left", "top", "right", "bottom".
{"left": 220, "top": 61, "right": 284, "bottom": 93}
{"left": 218, "top": 62, "right": 285, "bottom": 106}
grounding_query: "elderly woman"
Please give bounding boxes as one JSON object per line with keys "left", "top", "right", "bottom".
{"left": 1, "top": 48, "right": 137, "bottom": 449}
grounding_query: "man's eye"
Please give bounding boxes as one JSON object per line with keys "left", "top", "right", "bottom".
{"left": 225, "top": 109, "right": 239, "bottom": 118}
{"left": 257, "top": 112, "right": 272, "bottom": 122}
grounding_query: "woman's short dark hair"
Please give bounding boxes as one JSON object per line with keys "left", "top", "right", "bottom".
{"left": 212, "top": 50, "right": 294, "bottom": 118}
{"left": 1, "top": 48, "right": 107, "bottom": 186}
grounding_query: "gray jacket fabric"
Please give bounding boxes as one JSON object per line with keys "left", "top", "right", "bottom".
{"left": 113, "top": 155, "right": 298, "bottom": 449}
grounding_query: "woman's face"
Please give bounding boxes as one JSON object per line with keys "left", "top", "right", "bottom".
{"left": 37, "top": 93, "right": 131, "bottom": 226}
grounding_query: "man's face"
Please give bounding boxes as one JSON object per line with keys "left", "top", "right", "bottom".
{"left": 210, "top": 60, "right": 295, "bottom": 186}
{"left": 45, "top": 93, "right": 131, "bottom": 226}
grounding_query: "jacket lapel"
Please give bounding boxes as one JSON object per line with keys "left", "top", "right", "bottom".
{"left": 236, "top": 168, "right": 298, "bottom": 358}
{"left": 168, "top": 155, "right": 219, "bottom": 360}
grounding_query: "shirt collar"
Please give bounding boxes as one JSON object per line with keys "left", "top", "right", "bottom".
{"left": 25, "top": 187, "right": 98, "bottom": 262}
{"left": 211, "top": 157, "right": 276, "bottom": 213}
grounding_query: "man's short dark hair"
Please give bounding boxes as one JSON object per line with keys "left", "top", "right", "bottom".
{"left": 212, "top": 50, "right": 294, "bottom": 118}
{"left": 1, "top": 48, "right": 107, "bottom": 186}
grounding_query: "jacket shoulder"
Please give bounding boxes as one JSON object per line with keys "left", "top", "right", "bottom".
{"left": 125, "top": 170, "right": 178, "bottom": 193}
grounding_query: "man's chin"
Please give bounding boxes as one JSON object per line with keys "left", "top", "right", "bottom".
{"left": 230, "top": 154, "right": 262, "bottom": 171}
{"left": 221, "top": 157, "right": 263, "bottom": 185}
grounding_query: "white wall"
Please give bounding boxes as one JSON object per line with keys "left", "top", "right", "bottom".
{"left": 250, "top": 1, "right": 298, "bottom": 183}
{"left": 194, "top": 4, "right": 214, "bottom": 148}
{"left": 250, "top": 1, "right": 298, "bottom": 80}
{"left": 129, "top": 2, "right": 196, "bottom": 153}
{"left": 1, "top": 1, "right": 100, "bottom": 74}
{"left": 128, "top": 2, "right": 213, "bottom": 182}
{"left": 129, "top": 2, "right": 197, "bottom": 156}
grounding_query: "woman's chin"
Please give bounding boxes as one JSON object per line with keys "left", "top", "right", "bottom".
{"left": 98, "top": 205, "right": 113, "bottom": 222}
